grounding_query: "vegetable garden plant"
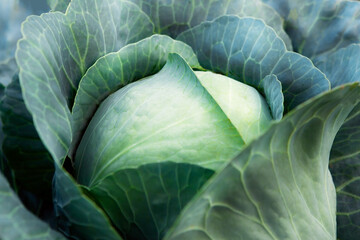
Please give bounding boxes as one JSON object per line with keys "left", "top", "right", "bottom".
{"left": 0, "top": 0, "right": 360, "bottom": 239}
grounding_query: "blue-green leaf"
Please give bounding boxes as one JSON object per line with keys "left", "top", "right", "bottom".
{"left": 129, "top": 0, "right": 292, "bottom": 50}
{"left": 178, "top": 16, "right": 330, "bottom": 111}
{"left": 314, "top": 44, "right": 360, "bottom": 89}
{"left": 262, "top": 0, "right": 360, "bottom": 59}
{"left": 263, "top": 74, "right": 284, "bottom": 120}
{"left": 165, "top": 83, "right": 360, "bottom": 240}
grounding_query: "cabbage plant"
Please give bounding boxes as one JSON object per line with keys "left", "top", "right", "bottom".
{"left": 0, "top": 0, "right": 360, "bottom": 239}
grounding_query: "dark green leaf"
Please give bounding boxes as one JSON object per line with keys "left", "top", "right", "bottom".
{"left": 330, "top": 102, "right": 360, "bottom": 239}
{"left": 0, "top": 58, "right": 14, "bottom": 182}
{"left": 91, "top": 162, "right": 214, "bottom": 240}
{"left": 0, "top": 108, "right": 13, "bottom": 188}
{"left": 0, "top": 76, "right": 54, "bottom": 196}
{"left": 0, "top": 172, "right": 65, "bottom": 240}
{"left": 331, "top": 117, "right": 360, "bottom": 238}
{"left": 313, "top": 44, "right": 360, "bottom": 239}
{"left": 54, "top": 164, "right": 123, "bottom": 240}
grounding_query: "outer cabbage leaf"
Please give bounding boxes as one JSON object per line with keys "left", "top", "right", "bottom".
{"left": 16, "top": 0, "right": 154, "bottom": 162}
{"left": 0, "top": 74, "right": 56, "bottom": 228}
{"left": 47, "top": 0, "right": 71, "bottom": 12}
{"left": 90, "top": 163, "right": 213, "bottom": 240}
{"left": 53, "top": 164, "right": 123, "bottom": 240}
{"left": 177, "top": 16, "right": 330, "bottom": 112}
{"left": 165, "top": 83, "right": 360, "bottom": 240}
{"left": 71, "top": 34, "right": 201, "bottom": 157}
{"left": 314, "top": 44, "right": 360, "bottom": 89}
{"left": 129, "top": 0, "right": 292, "bottom": 50}
{"left": 261, "top": 0, "right": 360, "bottom": 59}
{"left": 0, "top": 76, "right": 54, "bottom": 196}
{"left": 313, "top": 44, "right": 360, "bottom": 239}
{"left": 0, "top": 172, "right": 65, "bottom": 240}
{"left": 331, "top": 108, "right": 360, "bottom": 239}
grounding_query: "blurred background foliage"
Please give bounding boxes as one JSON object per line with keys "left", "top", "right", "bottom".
{"left": 0, "top": 0, "right": 49, "bottom": 63}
